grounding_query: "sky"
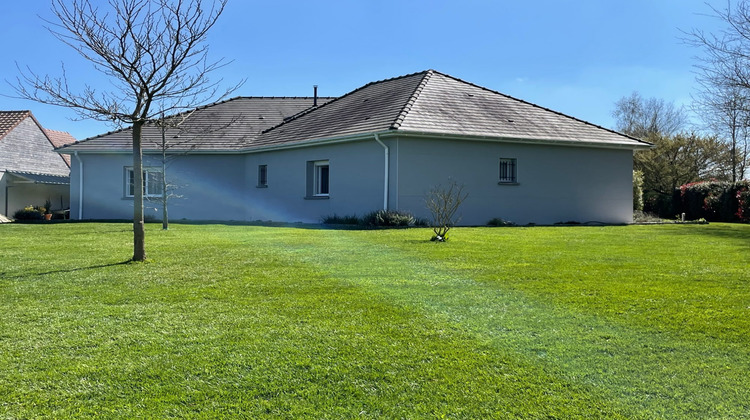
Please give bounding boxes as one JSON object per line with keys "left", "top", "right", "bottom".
{"left": 0, "top": 0, "right": 729, "bottom": 141}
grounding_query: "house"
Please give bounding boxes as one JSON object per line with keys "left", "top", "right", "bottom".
{"left": 0, "top": 111, "right": 76, "bottom": 218}
{"left": 57, "top": 70, "right": 651, "bottom": 225}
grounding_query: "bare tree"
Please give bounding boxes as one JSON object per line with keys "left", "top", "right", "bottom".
{"left": 687, "top": 1, "right": 750, "bottom": 182}
{"left": 425, "top": 180, "right": 468, "bottom": 242}
{"left": 149, "top": 112, "right": 193, "bottom": 231}
{"left": 612, "top": 91, "right": 689, "bottom": 138}
{"left": 692, "top": 82, "right": 750, "bottom": 182}
{"left": 13, "top": 0, "right": 239, "bottom": 261}
{"left": 147, "top": 109, "right": 243, "bottom": 230}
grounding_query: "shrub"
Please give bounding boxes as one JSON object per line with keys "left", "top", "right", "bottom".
{"left": 487, "top": 218, "right": 517, "bottom": 227}
{"left": 633, "top": 210, "right": 664, "bottom": 223}
{"left": 361, "top": 210, "right": 416, "bottom": 227}
{"left": 13, "top": 207, "right": 44, "bottom": 221}
{"left": 675, "top": 180, "right": 750, "bottom": 222}
{"left": 321, "top": 214, "right": 360, "bottom": 225}
{"left": 644, "top": 191, "right": 674, "bottom": 218}
{"left": 425, "top": 180, "right": 468, "bottom": 241}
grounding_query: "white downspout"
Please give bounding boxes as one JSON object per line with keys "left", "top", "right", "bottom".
{"left": 373, "top": 133, "right": 389, "bottom": 210}
{"left": 73, "top": 151, "right": 83, "bottom": 220}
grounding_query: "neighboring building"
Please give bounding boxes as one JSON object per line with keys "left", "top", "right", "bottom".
{"left": 0, "top": 111, "right": 75, "bottom": 218}
{"left": 57, "top": 70, "right": 651, "bottom": 225}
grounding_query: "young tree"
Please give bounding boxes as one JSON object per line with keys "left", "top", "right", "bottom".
{"left": 13, "top": 0, "right": 238, "bottom": 261}
{"left": 147, "top": 110, "right": 242, "bottom": 230}
{"left": 425, "top": 180, "right": 468, "bottom": 242}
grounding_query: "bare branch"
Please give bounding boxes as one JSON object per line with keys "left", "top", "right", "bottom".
{"left": 9, "top": 0, "right": 240, "bottom": 261}
{"left": 425, "top": 180, "right": 468, "bottom": 241}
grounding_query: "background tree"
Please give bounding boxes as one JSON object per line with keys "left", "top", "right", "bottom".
{"left": 13, "top": 0, "right": 238, "bottom": 261}
{"left": 612, "top": 91, "right": 689, "bottom": 139}
{"left": 636, "top": 132, "right": 730, "bottom": 196}
{"left": 687, "top": 1, "right": 750, "bottom": 182}
{"left": 613, "top": 93, "right": 731, "bottom": 215}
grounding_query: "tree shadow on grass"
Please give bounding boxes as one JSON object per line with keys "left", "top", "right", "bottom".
{"left": 3, "top": 260, "right": 133, "bottom": 280}
{"left": 664, "top": 223, "right": 750, "bottom": 246}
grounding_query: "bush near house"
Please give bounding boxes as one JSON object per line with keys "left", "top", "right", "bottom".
{"left": 322, "top": 210, "right": 427, "bottom": 227}
{"left": 674, "top": 180, "right": 750, "bottom": 222}
{"left": 12, "top": 205, "right": 45, "bottom": 221}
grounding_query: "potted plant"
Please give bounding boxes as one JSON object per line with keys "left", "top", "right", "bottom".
{"left": 44, "top": 199, "right": 53, "bottom": 221}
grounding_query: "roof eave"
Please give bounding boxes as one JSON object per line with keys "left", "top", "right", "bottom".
{"left": 58, "top": 129, "right": 653, "bottom": 155}
{"left": 392, "top": 130, "right": 654, "bottom": 150}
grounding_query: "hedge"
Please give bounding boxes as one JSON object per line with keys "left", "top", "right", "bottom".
{"left": 673, "top": 180, "right": 750, "bottom": 222}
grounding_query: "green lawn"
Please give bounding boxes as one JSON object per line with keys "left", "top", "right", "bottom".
{"left": 1, "top": 222, "right": 749, "bottom": 418}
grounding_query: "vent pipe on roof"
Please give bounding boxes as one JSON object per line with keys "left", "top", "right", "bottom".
{"left": 313, "top": 85, "right": 318, "bottom": 107}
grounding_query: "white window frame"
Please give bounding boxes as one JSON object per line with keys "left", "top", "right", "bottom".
{"left": 498, "top": 158, "right": 518, "bottom": 184}
{"left": 125, "top": 167, "right": 164, "bottom": 198}
{"left": 314, "top": 160, "right": 330, "bottom": 196}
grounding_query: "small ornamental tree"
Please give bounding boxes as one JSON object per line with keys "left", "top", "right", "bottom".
{"left": 425, "top": 180, "right": 468, "bottom": 242}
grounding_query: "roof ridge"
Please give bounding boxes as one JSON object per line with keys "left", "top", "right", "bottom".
{"left": 261, "top": 70, "right": 432, "bottom": 135}
{"left": 434, "top": 71, "right": 650, "bottom": 145}
{"left": 390, "top": 70, "right": 433, "bottom": 129}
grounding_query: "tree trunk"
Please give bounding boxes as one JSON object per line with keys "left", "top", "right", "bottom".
{"left": 132, "top": 120, "right": 147, "bottom": 261}
{"left": 162, "top": 159, "right": 168, "bottom": 230}
{"left": 161, "top": 119, "right": 169, "bottom": 230}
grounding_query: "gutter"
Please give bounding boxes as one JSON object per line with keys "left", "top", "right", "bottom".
{"left": 73, "top": 151, "right": 83, "bottom": 220}
{"left": 57, "top": 128, "right": 653, "bottom": 157}
{"left": 373, "top": 133, "right": 389, "bottom": 210}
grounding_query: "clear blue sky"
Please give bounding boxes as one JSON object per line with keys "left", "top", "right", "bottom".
{"left": 0, "top": 0, "right": 726, "bottom": 141}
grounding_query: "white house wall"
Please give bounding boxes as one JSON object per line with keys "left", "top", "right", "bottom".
{"left": 393, "top": 137, "right": 634, "bottom": 225}
{"left": 72, "top": 141, "right": 388, "bottom": 222}
{"left": 72, "top": 153, "right": 246, "bottom": 220}
{"left": 70, "top": 137, "right": 634, "bottom": 225}
{"left": 243, "top": 140, "right": 386, "bottom": 223}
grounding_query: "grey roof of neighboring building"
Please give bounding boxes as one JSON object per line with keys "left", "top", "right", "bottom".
{"left": 0, "top": 110, "right": 72, "bottom": 176}
{"left": 59, "top": 70, "right": 650, "bottom": 154}
{"left": 57, "top": 96, "right": 334, "bottom": 153}
{"left": 5, "top": 170, "right": 70, "bottom": 185}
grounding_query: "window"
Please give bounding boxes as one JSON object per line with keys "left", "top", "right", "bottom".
{"left": 314, "top": 160, "right": 329, "bottom": 196}
{"left": 125, "top": 167, "right": 164, "bottom": 197}
{"left": 498, "top": 158, "right": 517, "bottom": 184}
{"left": 306, "top": 160, "right": 330, "bottom": 198}
{"left": 258, "top": 165, "right": 268, "bottom": 187}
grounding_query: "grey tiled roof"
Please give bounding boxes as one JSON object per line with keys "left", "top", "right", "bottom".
{"left": 256, "top": 70, "right": 650, "bottom": 148}
{"left": 253, "top": 72, "right": 426, "bottom": 147}
{"left": 60, "top": 71, "right": 649, "bottom": 153}
{"left": 58, "top": 97, "right": 334, "bottom": 153}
